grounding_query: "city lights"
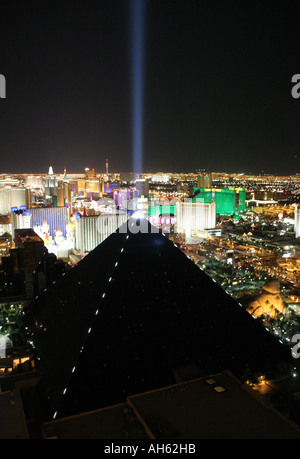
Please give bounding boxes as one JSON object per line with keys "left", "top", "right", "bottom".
{"left": 1, "top": 167, "right": 300, "bottom": 438}
{"left": 1, "top": 0, "right": 300, "bottom": 440}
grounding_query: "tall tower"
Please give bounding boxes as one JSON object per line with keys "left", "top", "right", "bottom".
{"left": 63, "top": 168, "right": 69, "bottom": 183}
{"left": 44, "top": 166, "right": 58, "bottom": 199}
{"left": 62, "top": 168, "right": 72, "bottom": 211}
{"left": 106, "top": 159, "right": 109, "bottom": 179}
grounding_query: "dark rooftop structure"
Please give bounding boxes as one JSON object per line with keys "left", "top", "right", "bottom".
{"left": 42, "top": 371, "right": 300, "bottom": 439}
{"left": 23, "top": 215, "right": 294, "bottom": 420}
{"left": 0, "top": 389, "right": 29, "bottom": 439}
{"left": 43, "top": 401, "right": 148, "bottom": 439}
{"left": 14, "top": 228, "right": 45, "bottom": 274}
{"left": 127, "top": 371, "right": 300, "bottom": 439}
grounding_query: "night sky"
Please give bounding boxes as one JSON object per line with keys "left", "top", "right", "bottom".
{"left": 0, "top": 0, "right": 299, "bottom": 175}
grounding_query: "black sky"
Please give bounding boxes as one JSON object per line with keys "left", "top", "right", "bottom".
{"left": 0, "top": 0, "right": 299, "bottom": 175}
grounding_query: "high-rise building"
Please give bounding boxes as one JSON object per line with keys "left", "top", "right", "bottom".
{"left": 57, "top": 183, "right": 72, "bottom": 210}
{"left": 113, "top": 189, "right": 138, "bottom": 209}
{"left": 197, "top": 172, "right": 212, "bottom": 188}
{"left": 119, "top": 172, "right": 137, "bottom": 184}
{"left": 295, "top": 204, "right": 300, "bottom": 238}
{"left": 24, "top": 215, "right": 293, "bottom": 420}
{"left": 55, "top": 169, "right": 72, "bottom": 211}
{"left": 0, "top": 187, "right": 31, "bottom": 214}
{"left": 77, "top": 168, "right": 104, "bottom": 199}
{"left": 14, "top": 228, "right": 46, "bottom": 298}
{"left": 135, "top": 178, "right": 149, "bottom": 199}
{"left": 148, "top": 201, "right": 177, "bottom": 229}
{"left": 0, "top": 176, "right": 20, "bottom": 187}
{"left": 25, "top": 176, "right": 44, "bottom": 188}
{"left": 14, "top": 228, "right": 45, "bottom": 267}
{"left": 44, "top": 166, "right": 58, "bottom": 199}
{"left": 151, "top": 173, "right": 170, "bottom": 183}
{"left": 192, "top": 187, "right": 246, "bottom": 218}
{"left": 176, "top": 200, "right": 216, "bottom": 235}
{"left": 10, "top": 209, "right": 32, "bottom": 238}
{"left": 75, "top": 212, "right": 128, "bottom": 255}
{"left": 29, "top": 206, "right": 70, "bottom": 237}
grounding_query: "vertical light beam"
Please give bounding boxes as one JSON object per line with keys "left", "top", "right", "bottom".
{"left": 130, "top": 0, "right": 146, "bottom": 175}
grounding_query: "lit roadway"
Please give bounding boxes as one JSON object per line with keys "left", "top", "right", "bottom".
{"left": 207, "top": 238, "right": 276, "bottom": 259}
{"left": 175, "top": 233, "right": 300, "bottom": 291}
{"left": 179, "top": 238, "right": 300, "bottom": 291}
{"left": 180, "top": 238, "right": 275, "bottom": 266}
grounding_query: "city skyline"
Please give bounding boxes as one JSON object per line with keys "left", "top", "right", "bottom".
{"left": 2, "top": 134, "right": 300, "bottom": 437}
{"left": 0, "top": 1, "right": 299, "bottom": 176}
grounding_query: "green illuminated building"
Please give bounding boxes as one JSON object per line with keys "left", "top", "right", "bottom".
{"left": 148, "top": 204, "right": 177, "bottom": 218}
{"left": 146, "top": 187, "right": 246, "bottom": 221}
{"left": 192, "top": 187, "right": 246, "bottom": 218}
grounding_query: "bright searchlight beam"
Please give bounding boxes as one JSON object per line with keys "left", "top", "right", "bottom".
{"left": 129, "top": 0, "right": 146, "bottom": 175}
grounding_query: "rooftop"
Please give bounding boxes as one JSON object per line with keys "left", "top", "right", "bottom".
{"left": 42, "top": 371, "right": 300, "bottom": 439}
{"left": 0, "top": 390, "right": 29, "bottom": 439}
{"left": 127, "top": 371, "right": 300, "bottom": 439}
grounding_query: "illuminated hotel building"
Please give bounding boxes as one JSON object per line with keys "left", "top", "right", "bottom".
{"left": 56, "top": 169, "right": 72, "bottom": 211}
{"left": 0, "top": 187, "right": 31, "bottom": 214}
{"left": 75, "top": 212, "right": 128, "bottom": 255}
{"left": 197, "top": 172, "right": 212, "bottom": 188}
{"left": 295, "top": 204, "right": 300, "bottom": 238}
{"left": 57, "top": 183, "right": 72, "bottom": 210}
{"left": 11, "top": 209, "right": 32, "bottom": 238}
{"left": 29, "top": 206, "right": 70, "bottom": 237}
{"left": 113, "top": 189, "right": 138, "bottom": 209}
{"left": 176, "top": 200, "right": 216, "bottom": 235}
{"left": 151, "top": 173, "right": 170, "bottom": 183}
{"left": 44, "top": 166, "right": 58, "bottom": 198}
{"left": 25, "top": 175, "right": 44, "bottom": 188}
{"left": 77, "top": 168, "right": 104, "bottom": 199}
{"left": 0, "top": 176, "right": 20, "bottom": 187}
{"left": 148, "top": 202, "right": 177, "bottom": 228}
{"left": 192, "top": 187, "right": 246, "bottom": 218}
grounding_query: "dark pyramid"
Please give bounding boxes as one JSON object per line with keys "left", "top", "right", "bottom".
{"left": 24, "top": 215, "right": 293, "bottom": 419}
